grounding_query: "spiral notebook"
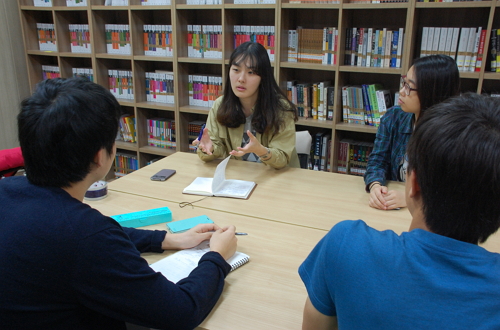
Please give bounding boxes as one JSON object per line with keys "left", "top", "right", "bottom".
{"left": 150, "top": 241, "right": 250, "bottom": 283}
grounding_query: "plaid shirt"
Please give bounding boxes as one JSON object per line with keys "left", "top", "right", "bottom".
{"left": 364, "top": 106, "right": 413, "bottom": 191}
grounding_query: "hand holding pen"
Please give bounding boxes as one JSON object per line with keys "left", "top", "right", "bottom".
{"left": 197, "top": 125, "right": 214, "bottom": 155}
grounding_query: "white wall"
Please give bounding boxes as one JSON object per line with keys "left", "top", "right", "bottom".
{"left": 0, "top": 1, "right": 29, "bottom": 149}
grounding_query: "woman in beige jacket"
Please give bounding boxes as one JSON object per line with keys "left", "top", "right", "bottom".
{"left": 196, "top": 42, "right": 299, "bottom": 169}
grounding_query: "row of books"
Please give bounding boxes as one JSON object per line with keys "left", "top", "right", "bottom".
{"left": 341, "top": 84, "right": 393, "bottom": 126}
{"left": 144, "top": 25, "right": 173, "bottom": 57}
{"left": 105, "top": 0, "right": 129, "bottom": 5}
{"left": 420, "top": 27, "right": 486, "bottom": 72}
{"left": 491, "top": 29, "right": 500, "bottom": 72}
{"left": 337, "top": 139, "right": 374, "bottom": 176}
{"left": 145, "top": 71, "right": 175, "bottom": 104}
{"left": 42, "top": 65, "right": 60, "bottom": 80}
{"left": 37, "top": 23, "right": 57, "bottom": 52}
{"left": 114, "top": 152, "right": 138, "bottom": 178}
{"left": 72, "top": 67, "right": 94, "bottom": 82}
{"left": 108, "top": 70, "right": 134, "bottom": 100}
{"left": 349, "top": 0, "right": 407, "bottom": 2}
{"left": 234, "top": 26, "right": 275, "bottom": 62}
{"left": 286, "top": 81, "right": 334, "bottom": 120}
{"left": 119, "top": 114, "right": 137, "bottom": 143}
{"left": 344, "top": 27, "right": 404, "bottom": 68}
{"left": 188, "top": 120, "right": 205, "bottom": 138}
{"left": 147, "top": 118, "right": 176, "bottom": 149}
{"left": 187, "top": 25, "right": 222, "bottom": 59}
{"left": 69, "top": 24, "right": 91, "bottom": 54}
{"left": 141, "top": 0, "right": 170, "bottom": 4}
{"left": 188, "top": 74, "right": 223, "bottom": 108}
{"left": 417, "top": 0, "right": 485, "bottom": 2}
{"left": 289, "top": 0, "right": 339, "bottom": 3}
{"left": 287, "top": 27, "right": 338, "bottom": 65}
{"left": 105, "top": 24, "right": 131, "bottom": 55}
{"left": 34, "top": 0, "right": 88, "bottom": 5}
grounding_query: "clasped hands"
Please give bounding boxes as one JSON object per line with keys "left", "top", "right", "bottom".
{"left": 369, "top": 184, "right": 406, "bottom": 210}
{"left": 194, "top": 127, "right": 264, "bottom": 157}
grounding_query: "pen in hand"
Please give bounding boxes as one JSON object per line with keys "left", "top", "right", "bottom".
{"left": 235, "top": 232, "right": 248, "bottom": 236}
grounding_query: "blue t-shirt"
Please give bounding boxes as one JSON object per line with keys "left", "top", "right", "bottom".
{"left": 299, "top": 220, "right": 500, "bottom": 329}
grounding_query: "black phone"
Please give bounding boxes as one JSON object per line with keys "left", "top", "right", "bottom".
{"left": 150, "top": 169, "right": 176, "bottom": 181}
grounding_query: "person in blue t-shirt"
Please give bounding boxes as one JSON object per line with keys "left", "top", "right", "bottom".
{"left": 300, "top": 93, "right": 500, "bottom": 330}
{"left": 0, "top": 77, "right": 238, "bottom": 330}
{"left": 364, "top": 54, "right": 460, "bottom": 210}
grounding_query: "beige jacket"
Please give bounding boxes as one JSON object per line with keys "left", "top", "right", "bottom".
{"left": 197, "top": 96, "right": 300, "bottom": 169}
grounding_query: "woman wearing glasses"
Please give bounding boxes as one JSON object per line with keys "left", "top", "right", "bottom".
{"left": 364, "top": 54, "right": 460, "bottom": 210}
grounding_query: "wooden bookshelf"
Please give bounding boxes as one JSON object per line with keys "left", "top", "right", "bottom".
{"left": 17, "top": 0, "right": 500, "bottom": 176}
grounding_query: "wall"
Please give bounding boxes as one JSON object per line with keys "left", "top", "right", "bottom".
{"left": 0, "top": 1, "right": 29, "bottom": 149}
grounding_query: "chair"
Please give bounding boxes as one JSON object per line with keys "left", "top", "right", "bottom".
{"left": 0, "top": 147, "right": 24, "bottom": 179}
{"left": 296, "top": 131, "right": 312, "bottom": 169}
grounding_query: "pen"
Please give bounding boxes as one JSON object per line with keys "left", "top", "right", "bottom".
{"left": 197, "top": 123, "right": 206, "bottom": 142}
{"left": 235, "top": 232, "right": 248, "bottom": 236}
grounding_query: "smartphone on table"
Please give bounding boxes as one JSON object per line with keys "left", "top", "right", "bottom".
{"left": 150, "top": 169, "right": 176, "bottom": 181}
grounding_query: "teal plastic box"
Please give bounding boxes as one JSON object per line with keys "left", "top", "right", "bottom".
{"left": 167, "top": 215, "right": 214, "bottom": 233}
{"left": 111, "top": 207, "right": 172, "bottom": 228}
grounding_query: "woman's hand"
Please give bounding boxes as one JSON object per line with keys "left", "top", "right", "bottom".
{"left": 197, "top": 128, "right": 213, "bottom": 155}
{"left": 161, "top": 223, "right": 221, "bottom": 250}
{"left": 229, "top": 130, "right": 265, "bottom": 157}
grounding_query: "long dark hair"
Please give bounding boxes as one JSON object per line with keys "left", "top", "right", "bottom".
{"left": 217, "top": 42, "right": 297, "bottom": 134}
{"left": 412, "top": 54, "right": 460, "bottom": 119}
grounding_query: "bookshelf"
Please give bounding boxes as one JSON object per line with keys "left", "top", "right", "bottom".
{"left": 17, "top": 0, "right": 500, "bottom": 176}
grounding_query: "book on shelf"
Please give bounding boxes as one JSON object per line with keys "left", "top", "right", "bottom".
{"left": 67, "top": 0, "right": 87, "bottom": 5}
{"left": 33, "top": 0, "right": 52, "bottom": 7}
{"left": 69, "top": 24, "right": 91, "bottom": 54}
{"left": 147, "top": 118, "right": 176, "bottom": 149}
{"left": 491, "top": 29, "right": 497, "bottom": 72}
{"left": 72, "top": 67, "right": 94, "bottom": 82}
{"left": 42, "top": 65, "right": 60, "bottom": 80}
{"left": 119, "top": 114, "right": 136, "bottom": 143}
{"left": 146, "top": 71, "right": 174, "bottom": 104}
{"left": 105, "top": 0, "right": 129, "bottom": 5}
{"left": 337, "top": 140, "right": 374, "bottom": 176}
{"left": 313, "top": 131, "right": 331, "bottom": 172}
{"left": 234, "top": 26, "right": 275, "bottom": 62}
{"left": 183, "top": 156, "right": 256, "bottom": 199}
{"left": 188, "top": 74, "right": 222, "bottom": 108}
{"left": 475, "top": 29, "right": 487, "bottom": 72}
{"left": 37, "top": 23, "right": 57, "bottom": 52}
{"left": 144, "top": 25, "right": 173, "bottom": 57}
{"left": 150, "top": 240, "right": 250, "bottom": 284}
{"left": 108, "top": 70, "right": 133, "bottom": 101}
{"left": 105, "top": 24, "right": 131, "bottom": 55}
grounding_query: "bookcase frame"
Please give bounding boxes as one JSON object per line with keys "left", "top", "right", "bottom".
{"left": 17, "top": 0, "right": 500, "bottom": 176}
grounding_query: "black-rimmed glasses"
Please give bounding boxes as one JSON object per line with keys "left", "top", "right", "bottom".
{"left": 400, "top": 75, "right": 417, "bottom": 96}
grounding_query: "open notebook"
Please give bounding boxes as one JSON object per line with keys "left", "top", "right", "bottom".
{"left": 183, "top": 156, "right": 256, "bottom": 199}
{"left": 150, "top": 241, "right": 250, "bottom": 283}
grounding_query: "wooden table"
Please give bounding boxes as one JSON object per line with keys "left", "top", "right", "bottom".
{"left": 86, "top": 192, "right": 327, "bottom": 330}
{"left": 108, "top": 152, "right": 412, "bottom": 234}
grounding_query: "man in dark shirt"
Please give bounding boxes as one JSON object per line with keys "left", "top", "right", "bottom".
{"left": 0, "top": 77, "right": 237, "bottom": 329}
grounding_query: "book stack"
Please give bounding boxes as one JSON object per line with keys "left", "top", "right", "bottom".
{"left": 188, "top": 74, "right": 222, "bottom": 108}
{"left": 490, "top": 29, "right": 500, "bottom": 72}
{"left": 147, "top": 118, "right": 176, "bottom": 149}
{"left": 114, "top": 152, "right": 138, "bottom": 178}
{"left": 341, "top": 84, "right": 392, "bottom": 126}
{"left": 66, "top": 0, "right": 87, "bottom": 6}
{"left": 37, "top": 23, "right": 57, "bottom": 52}
{"left": 145, "top": 71, "right": 174, "bottom": 104}
{"left": 105, "top": 24, "right": 131, "bottom": 55}
{"left": 119, "top": 114, "right": 136, "bottom": 143}
{"left": 141, "top": 0, "right": 170, "bottom": 5}
{"left": 288, "top": 27, "right": 338, "bottom": 65}
{"left": 312, "top": 131, "right": 331, "bottom": 172}
{"left": 72, "top": 67, "right": 94, "bottom": 82}
{"left": 286, "top": 81, "right": 335, "bottom": 121}
{"left": 187, "top": 25, "right": 222, "bottom": 59}
{"left": 108, "top": 70, "right": 134, "bottom": 101}
{"left": 420, "top": 26, "right": 486, "bottom": 72}
{"left": 144, "top": 25, "right": 173, "bottom": 57}
{"left": 234, "top": 26, "right": 275, "bottom": 62}
{"left": 344, "top": 27, "right": 404, "bottom": 68}
{"left": 34, "top": 0, "right": 52, "bottom": 6}
{"left": 337, "top": 139, "right": 374, "bottom": 176}
{"left": 69, "top": 24, "right": 91, "bottom": 53}
{"left": 42, "top": 65, "right": 60, "bottom": 80}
